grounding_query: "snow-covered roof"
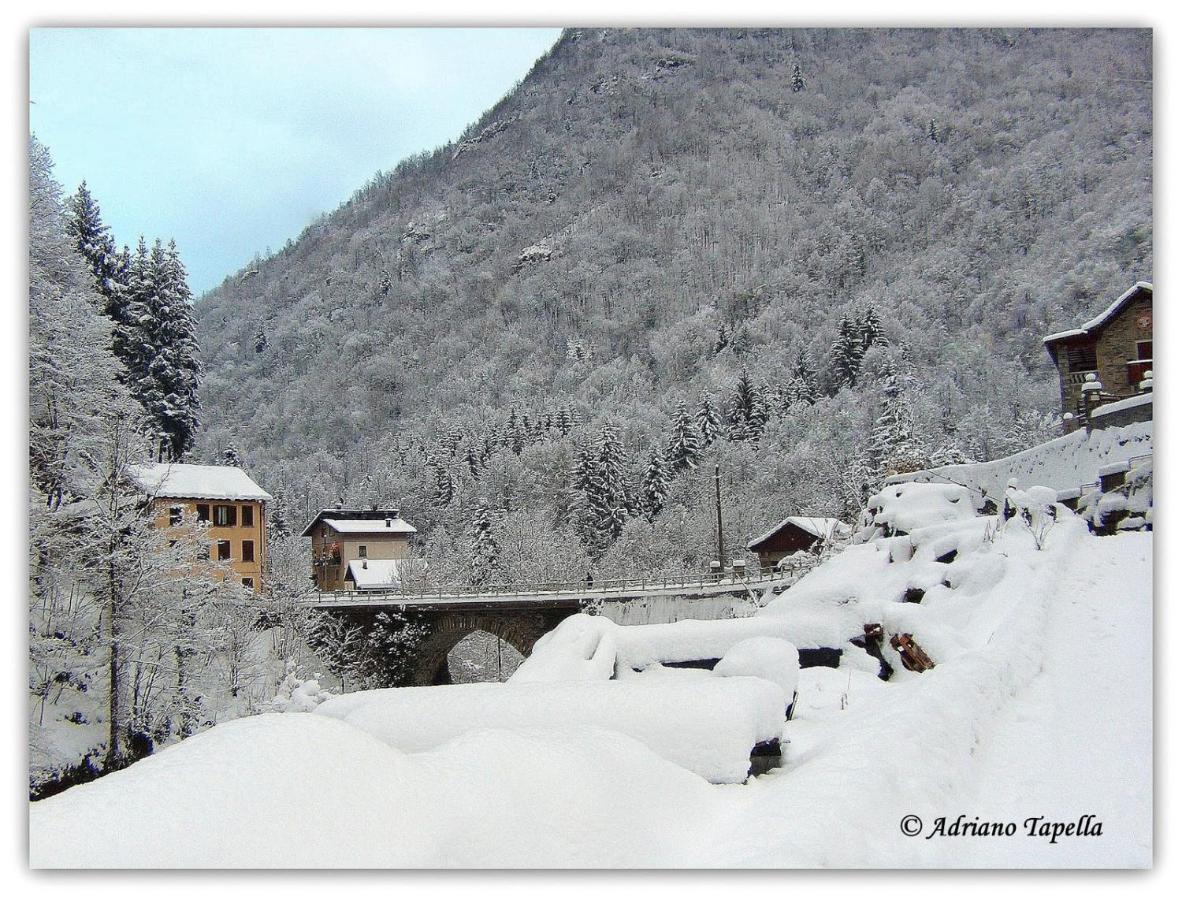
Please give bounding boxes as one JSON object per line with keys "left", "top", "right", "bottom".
{"left": 130, "top": 463, "right": 272, "bottom": 502}
{"left": 344, "top": 559, "right": 402, "bottom": 590}
{"left": 300, "top": 508, "right": 417, "bottom": 537}
{"left": 747, "top": 516, "right": 847, "bottom": 550}
{"left": 322, "top": 517, "right": 418, "bottom": 536}
{"left": 1091, "top": 393, "right": 1152, "bottom": 419}
{"left": 1043, "top": 282, "right": 1152, "bottom": 346}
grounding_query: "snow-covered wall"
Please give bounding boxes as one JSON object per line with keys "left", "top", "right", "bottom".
{"left": 888, "top": 421, "right": 1152, "bottom": 501}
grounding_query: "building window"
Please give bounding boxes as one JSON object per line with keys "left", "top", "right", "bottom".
{"left": 214, "top": 504, "right": 237, "bottom": 527}
{"left": 241, "top": 504, "right": 254, "bottom": 527}
{"left": 1136, "top": 340, "right": 1152, "bottom": 361}
{"left": 196, "top": 503, "right": 210, "bottom": 523}
{"left": 217, "top": 540, "right": 231, "bottom": 561}
{"left": 242, "top": 540, "right": 255, "bottom": 563}
{"left": 358, "top": 545, "right": 367, "bottom": 558}
{"left": 169, "top": 506, "right": 183, "bottom": 526}
{"left": 1065, "top": 345, "right": 1098, "bottom": 373}
{"left": 241, "top": 577, "right": 255, "bottom": 590}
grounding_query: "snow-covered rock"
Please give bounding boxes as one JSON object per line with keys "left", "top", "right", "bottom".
{"left": 713, "top": 637, "right": 800, "bottom": 706}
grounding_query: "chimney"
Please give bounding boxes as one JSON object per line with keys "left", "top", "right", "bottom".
{"left": 385, "top": 516, "right": 392, "bottom": 528}
{"left": 362, "top": 559, "right": 368, "bottom": 569}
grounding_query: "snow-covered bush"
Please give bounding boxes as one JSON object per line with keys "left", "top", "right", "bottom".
{"left": 270, "top": 671, "right": 334, "bottom": 713}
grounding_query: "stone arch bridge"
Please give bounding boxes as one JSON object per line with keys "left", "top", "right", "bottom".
{"left": 301, "top": 572, "right": 793, "bottom": 686}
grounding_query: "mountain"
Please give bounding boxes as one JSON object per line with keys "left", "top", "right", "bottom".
{"left": 193, "top": 28, "right": 1151, "bottom": 569}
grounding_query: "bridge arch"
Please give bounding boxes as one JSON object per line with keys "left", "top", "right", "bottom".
{"left": 412, "top": 611, "right": 550, "bottom": 685}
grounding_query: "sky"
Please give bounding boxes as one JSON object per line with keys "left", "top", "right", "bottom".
{"left": 29, "top": 27, "right": 562, "bottom": 294}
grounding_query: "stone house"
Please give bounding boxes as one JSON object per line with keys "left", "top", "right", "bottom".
{"left": 300, "top": 507, "right": 417, "bottom": 591}
{"left": 1043, "top": 282, "right": 1152, "bottom": 431}
{"left": 131, "top": 463, "right": 271, "bottom": 592}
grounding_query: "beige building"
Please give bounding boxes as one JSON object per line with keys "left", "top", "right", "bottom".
{"left": 301, "top": 507, "right": 417, "bottom": 592}
{"left": 132, "top": 463, "right": 272, "bottom": 592}
{"left": 1043, "top": 282, "right": 1153, "bottom": 431}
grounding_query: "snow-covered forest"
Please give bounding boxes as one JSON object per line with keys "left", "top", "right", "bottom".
{"left": 191, "top": 28, "right": 1151, "bottom": 588}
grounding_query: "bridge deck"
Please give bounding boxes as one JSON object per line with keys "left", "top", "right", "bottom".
{"left": 300, "top": 571, "right": 798, "bottom": 610}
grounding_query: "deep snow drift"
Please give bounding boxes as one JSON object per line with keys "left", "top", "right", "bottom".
{"left": 30, "top": 495, "right": 1151, "bottom": 868}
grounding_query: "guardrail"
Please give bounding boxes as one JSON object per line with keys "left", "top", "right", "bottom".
{"left": 303, "top": 563, "right": 806, "bottom": 606}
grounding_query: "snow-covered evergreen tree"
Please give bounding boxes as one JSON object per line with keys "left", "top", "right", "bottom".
{"left": 640, "top": 446, "right": 672, "bottom": 519}
{"left": 694, "top": 390, "right": 722, "bottom": 447}
{"left": 861, "top": 306, "right": 888, "bottom": 350}
{"left": 666, "top": 400, "right": 701, "bottom": 472}
{"left": 469, "top": 502, "right": 499, "bottom": 586}
{"left": 65, "top": 181, "right": 126, "bottom": 314}
{"left": 830, "top": 316, "right": 864, "bottom": 390}
{"left": 590, "top": 424, "right": 629, "bottom": 546}
{"left": 122, "top": 238, "right": 202, "bottom": 460}
{"left": 867, "top": 366, "right": 927, "bottom": 479}
{"left": 727, "top": 371, "right": 764, "bottom": 442}
{"left": 794, "top": 349, "right": 818, "bottom": 404}
{"left": 791, "top": 61, "right": 806, "bottom": 92}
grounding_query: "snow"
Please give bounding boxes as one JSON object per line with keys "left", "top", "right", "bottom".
{"left": 314, "top": 677, "right": 785, "bottom": 783}
{"left": 1091, "top": 392, "right": 1152, "bottom": 419}
{"left": 866, "top": 481, "right": 977, "bottom": 534}
{"left": 129, "top": 462, "right": 272, "bottom": 501}
{"left": 713, "top": 638, "right": 800, "bottom": 707}
{"left": 887, "top": 420, "right": 1152, "bottom": 501}
{"left": 30, "top": 480, "right": 1152, "bottom": 867}
{"left": 321, "top": 516, "right": 417, "bottom": 534}
{"left": 1097, "top": 460, "right": 1131, "bottom": 477}
{"left": 511, "top": 613, "right": 850, "bottom": 686}
{"left": 344, "top": 558, "right": 401, "bottom": 589}
{"left": 269, "top": 672, "right": 333, "bottom": 713}
{"left": 29, "top": 713, "right": 725, "bottom": 867}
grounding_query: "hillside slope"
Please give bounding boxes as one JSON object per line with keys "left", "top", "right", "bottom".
{"left": 193, "top": 28, "right": 1151, "bottom": 555}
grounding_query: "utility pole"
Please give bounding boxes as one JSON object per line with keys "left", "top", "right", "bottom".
{"left": 714, "top": 464, "right": 726, "bottom": 566}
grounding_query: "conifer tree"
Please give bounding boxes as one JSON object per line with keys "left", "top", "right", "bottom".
{"left": 794, "top": 349, "right": 818, "bottom": 404}
{"left": 66, "top": 181, "right": 125, "bottom": 312}
{"left": 861, "top": 307, "right": 887, "bottom": 350}
{"left": 555, "top": 407, "right": 572, "bottom": 436}
{"left": 694, "top": 390, "right": 722, "bottom": 447}
{"left": 429, "top": 456, "right": 454, "bottom": 507}
{"left": 566, "top": 439, "right": 598, "bottom": 545}
{"left": 640, "top": 447, "right": 671, "bottom": 519}
{"left": 220, "top": 446, "right": 243, "bottom": 468}
{"left": 590, "top": 424, "right": 629, "bottom": 545}
{"left": 867, "top": 367, "right": 926, "bottom": 479}
{"left": 830, "top": 316, "right": 864, "bottom": 390}
{"left": 666, "top": 401, "right": 701, "bottom": 472}
{"left": 727, "top": 371, "right": 761, "bottom": 441}
{"left": 122, "top": 238, "right": 202, "bottom": 460}
{"left": 791, "top": 62, "right": 806, "bottom": 92}
{"left": 469, "top": 502, "right": 499, "bottom": 587}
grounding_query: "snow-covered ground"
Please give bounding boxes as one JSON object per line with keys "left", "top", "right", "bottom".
{"left": 29, "top": 488, "right": 1152, "bottom": 868}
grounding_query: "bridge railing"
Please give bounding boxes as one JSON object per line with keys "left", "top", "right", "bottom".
{"left": 306, "top": 563, "right": 805, "bottom": 605}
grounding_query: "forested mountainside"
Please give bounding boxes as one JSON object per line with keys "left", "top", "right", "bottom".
{"left": 195, "top": 28, "right": 1151, "bottom": 579}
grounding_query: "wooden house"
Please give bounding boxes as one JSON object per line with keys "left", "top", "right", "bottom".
{"left": 131, "top": 463, "right": 271, "bottom": 592}
{"left": 1043, "top": 282, "right": 1153, "bottom": 431}
{"left": 301, "top": 507, "right": 417, "bottom": 592}
{"left": 746, "top": 516, "right": 848, "bottom": 569}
